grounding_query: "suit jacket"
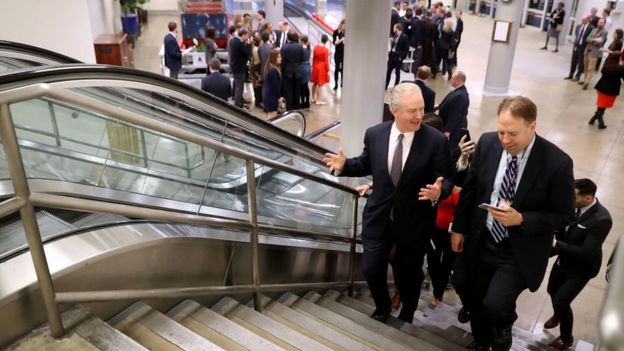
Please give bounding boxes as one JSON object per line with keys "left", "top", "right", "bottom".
{"left": 391, "top": 9, "right": 400, "bottom": 36}
{"left": 553, "top": 200, "right": 612, "bottom": 278}
{"left": 201, "top": 72, "right": 232, "bottom": 101}
{"left": 390, "top": 32, "right": 409, "bottom": 60}
{"left": 585, "top": 27, "right": 608, "bottom": 58}
{"left": 573, "top": 23, "right": 593, "bottom": 50}
{"left": 340, "top": 122, "right": 453, "bottom": 245}
{"left": 455, "top": 18, "right": 463, "bottom": 44}
{"left": 438, "top": 85, "right": 469, "bottom": 147}
{"left": 229, "top": 37, "right": 251, "bottom": 74}
{"left": 280, "top": 41, "right": 304, "bottom": 79}
{"left": 414, "top": 80, "right": 435, "bottom": 113}
{"left": 164, "top": 33, "right": 182, "bottom": 71}
{"left": 410, "top": 17, "right": 424, "bottom": 48}
{"left": 275, "top": 29, "right": 289, "bottom": 48}
{"left": 452, "top": 133, "right": 575, "bottom": 291}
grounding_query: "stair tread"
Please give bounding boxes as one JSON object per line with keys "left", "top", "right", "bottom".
{"left": 334, "top": 292, "right": 467, "bottom": 351}
{"left": 264, "top": 295, "right": 376, "bottom": 351}
{"left": 283, "top": 292, "right": 414, "bottom": 351}
{"left": 110, "top": 301, "right": 224, "bottom": 351}
{"left": 168, "top": 299, "right": 285, "bottom": 351}
{"left": 311, "top": 292, "right": 443, "bottom": 351}
{"left": 215, "top": 296, "right": 333, "bottom": 351}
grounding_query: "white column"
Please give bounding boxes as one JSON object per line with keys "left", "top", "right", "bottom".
{"left": 316, "top": 0, "right": 328, "bottom": 17}
{"left": 482, "top": 0, "right": 525, "bottom": 95}
{"left": 265, "top": 0, "right": 284, "bottom": 25}
{"left": 341, "top": 0, "right": 391, "bottom": 156}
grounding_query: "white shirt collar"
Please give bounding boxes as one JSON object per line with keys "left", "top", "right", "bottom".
{"left": 390, "top": 122, "right": 416, "bottom": 140}
{"left": 579, "top": 198, "right": 597, "bottom": 216}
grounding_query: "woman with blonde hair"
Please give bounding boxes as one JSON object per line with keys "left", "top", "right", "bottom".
{"left": 432, "top": 18, "right": 456, "bottom": 79}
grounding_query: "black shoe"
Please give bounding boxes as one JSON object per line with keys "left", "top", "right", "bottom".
{"left": 491, "top": 325, "right": 512, "bottom": 351}
{"left": 370, "top": 309, "right": 390, "bottom": 323}
{"left": 397, "top": 310, "right": 414, "bottom": 324}
{"left": 598, "top": 124, "right": 607, "bottom": 129}
{"left": 589, "top": 116, "right": 597, "bottom": 125}
{"left": 458, "top": 307, "right": 470, "bottom": 323}
{"left": 564, "top": 76, "right": 572, "bottom": 80}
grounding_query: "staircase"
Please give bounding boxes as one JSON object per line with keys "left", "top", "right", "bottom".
{"left": 5, "top": 288, "right": 571, "bottom": 350}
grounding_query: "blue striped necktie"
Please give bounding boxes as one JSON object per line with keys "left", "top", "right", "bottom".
{"left": 491, "top": 155, "right": 518, "bottom": 243}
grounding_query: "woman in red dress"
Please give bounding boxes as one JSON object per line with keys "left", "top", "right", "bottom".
{"left": 590, "top": 52, "right": 624, "bottom": 129}
{"left": 311, "top": 34, "right": 330, "bottom": 105}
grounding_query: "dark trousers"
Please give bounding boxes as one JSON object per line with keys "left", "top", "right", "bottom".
{"left": 427, "top": 227, "right": 457, "bottom": 299}
{"left": 468, "top": 235, "right": 528, "bottom": 347}
{"left": 547, "top": 264, "right": 590, "bottom": 341}
{"left": 433, "top": 47, "right": 451, "bottom": 77}
{"left": 362, "top": 221, "right": 426, "bottom": 317}
{"left": 254, "top": 84, "right": 263, "bottom": 107}
{"left": 334, "top": 58, "right": 343, "bottom": 88}
{"left": 282, "top": 75, "right": 300, "bottom": 110}
{"left": 385, "top": 54, "right": 402, "bottom": 89}
{"left": 233, "top": 73, "right": 246, "bottom": 108}
{"left": 411, "top": 47, "right": 423, "bottom": 73}
{"left": 569, "top": 46, "right": 585, "bottom": 78}
{"left": 169, "top": 70, "right": 179, "bottom": 79}
{"left": 299, "top": 82, "right": 310, "bottom": 108}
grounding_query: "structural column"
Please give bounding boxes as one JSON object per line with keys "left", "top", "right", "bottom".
{"left": 264, "top": 0, "right": 284, "bottom": 25}
{"left": 341, "top": 0, "right": 391, "bottom": 156}
{"left": 482, "top": 0, "right": 524, "bottom": 95}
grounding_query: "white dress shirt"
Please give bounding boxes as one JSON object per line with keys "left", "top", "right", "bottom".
{"left": 486, "top": 134, "right": 536, "bottom": 231}
{"left": 387, "top": 122, "right": 415, "bottom": 175}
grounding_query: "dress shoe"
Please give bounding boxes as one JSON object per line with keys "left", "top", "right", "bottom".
{"left": 564, "top": 76, "right": 573, "bottom": 80}
{"left": 598, "top": 124, "right": 607, "bottom": 129}
{"left": 589, "top": 116, "right": 597, "bottom": 125}
{"left": 491, "top": 325, "right": 512, "bottom": 351}
{"left": 553, "top": 49, "right": 559, "bottom": 53}
{"left": 540, "top": 46, "right": 547, "bottom": 50}
{"left": 543, "top": 315, "right": 560, "bottom": 329}
{"left": 370, "top": 309, "right": 390, "bottom": 323}
{"left": 549, "top": 336, "right": 573, "bottom": 350}
{"left": 397, "top": 310, "right": 414, "bottom": 324}
{"left": 572, "top": 77, "right": 579, "bottom": 82}
{"left": 458, "top": 306, "right": 470, "bottom": 323}
{"left": 578, "top": 81, "right": 585, "bottom": 85}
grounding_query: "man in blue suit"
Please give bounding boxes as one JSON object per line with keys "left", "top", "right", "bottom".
{"left": 436, "top": 71, "right": 469, "bottom": 153}
{"left": 201, "top": 58, "right": 232, "bottom": 102}
{"left": 403, "top": 65, "right": 435, "bottom": 113}
{"left": 323, "top": 83, "right": 453, "bottom": 323}
{"left": 164, "top": 22, "right": 182, "bottom": 79}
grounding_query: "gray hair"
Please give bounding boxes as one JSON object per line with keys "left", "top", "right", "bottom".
{"left": 453, "top": 70, "right": 466, "bottom": 83}
{"left": 390, "top": 83, "right": 422, "bottom": 111}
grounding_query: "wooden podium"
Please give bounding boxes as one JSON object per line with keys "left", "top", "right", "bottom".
{"left": 94, "top": 34, "right": 134, "bottom": 67}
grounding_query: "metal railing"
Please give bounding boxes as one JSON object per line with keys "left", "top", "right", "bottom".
{"left": 0, "top": 82, "right": 361, "bottom": 339}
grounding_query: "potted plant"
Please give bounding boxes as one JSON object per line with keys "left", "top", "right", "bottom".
{"left": 119, "top": 0, "right": 149, "bottom": 36}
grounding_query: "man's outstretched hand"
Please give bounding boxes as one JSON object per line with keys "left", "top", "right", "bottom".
{"left": 323, "top": 147, "right": 346, "bottom": 173}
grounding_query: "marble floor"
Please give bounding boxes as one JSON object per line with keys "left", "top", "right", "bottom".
{"left": 132, "top": 10, "right": 622, "bottom": 347}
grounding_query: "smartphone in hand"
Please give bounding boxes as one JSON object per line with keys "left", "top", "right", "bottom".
{"left": 460, "top": 128, "right": 471, "bottom": 142}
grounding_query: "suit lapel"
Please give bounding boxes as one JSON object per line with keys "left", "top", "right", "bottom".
{"left": 513, "top": 136, "right": 545, "bottom": 208}
{"left": 484, "top": 137, "right": 503, "bottom": 198}
{"left": 380, "top": 123, "right": 392, "bottom": 180}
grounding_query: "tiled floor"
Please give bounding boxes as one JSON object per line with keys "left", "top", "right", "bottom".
{"left": 133, "top": 10, "right": 622, "bottom": 346}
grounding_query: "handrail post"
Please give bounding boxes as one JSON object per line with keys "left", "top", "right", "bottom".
{"left": 0, "top": 103, "right": 64, "bottom": 338}
{"left": 245, "top": 159, "right": 262, "bottom": 311}
{"left": 348, "top": 194, "right": 358, "bottom": 297}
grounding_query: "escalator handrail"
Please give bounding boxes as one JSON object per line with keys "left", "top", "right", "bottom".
{"left": 267, "top": 110, "right": 307, "bottom": 137}
{"left": 0, "top": 64, "right": 337, "bottom": 166}
{"left": 0, "top": 40, "right": 82, "bottom": 65}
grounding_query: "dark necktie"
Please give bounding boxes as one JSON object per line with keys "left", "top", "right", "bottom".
{"left": 390, "top": 134, "right": 404, "bottom": 187}
{"left": 491, "top": 155, "right": 518, "bottom": 243}
{"left": 575, "top": 208, "right": 581, "bottom": 220}
{"left": 576, "top": 26, "right": 585, "bottom": 46}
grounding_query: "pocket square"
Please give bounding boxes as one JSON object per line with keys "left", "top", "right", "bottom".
{"left": 577, "top": 224, "right": 587, "bottom": 229}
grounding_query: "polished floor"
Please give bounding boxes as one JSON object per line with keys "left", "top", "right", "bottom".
{"left": 133, "top": 10, "right": 622, "bottom": 346}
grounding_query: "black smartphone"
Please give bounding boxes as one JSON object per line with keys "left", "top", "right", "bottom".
{"left": 460, "top": 128, "right": 471, "bottom": 142}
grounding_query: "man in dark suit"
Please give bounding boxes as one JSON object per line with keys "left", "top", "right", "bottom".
{"left": 280, "top": 31, "right": 304, "bottom": 110}
{"left": 436, "top": 71, "right": 469, "bottom": 152}
{"left": 385, "top": 23, "right": 409, "bottom": 90}
{"left": 391, "top": 1, "right": 401, "bottom": 37}
{"left": 228, "top": 28, "right": 252, "bottom": 108}
{"left": 164, "top": 22, "right": 182, "bottom": 79}
{"left": 422, "top": 11, "right": 438, "bottom": 72}
{"left": 450, "top": 96, "right": 575, "bottom": 351}
{"left": 543, "top": 178, "right": 612, "bottom": 350}
{"left": 454, "top": 9, "right": 464, "bottom": 64}
{"left": 410, "top": 8, "right": 425, "bottom": 71}
{"left": 565, "top": 16, "right": 593, "bottom": 81}
{"left": 323, "top": 83, "right": 453, "bottom": 323}
{"left": 201, "top": 58, "right": 232, "bottom": 102}
{"left": 403, "top": 65, "right": 435, "bottom": 113}
{"left": 275, "top": 21, "right": 290, "bottom": 48}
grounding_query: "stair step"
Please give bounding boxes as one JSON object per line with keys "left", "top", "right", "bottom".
{"left": 332, "top": 292, "right": 467, "bottom": 351}
{"left": 261, "top": 295, "right": 376, "bottom": 351}
{"left": 310, "top": 291, "right": 444, "bottom": 351}
{"left": 6, "top": 305, "right": 147, "bottom": 351}
{"left": 283, "top": 292, "right": 413, "bottom": 351}
{"left": 167, "top": 299, "right": 285, "bottom": 351}
{"left": 110, "top": 301, "right": 224, "bottom": 351}
{"left": 213, "top": 296, "right": 332, "bottom": 351}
